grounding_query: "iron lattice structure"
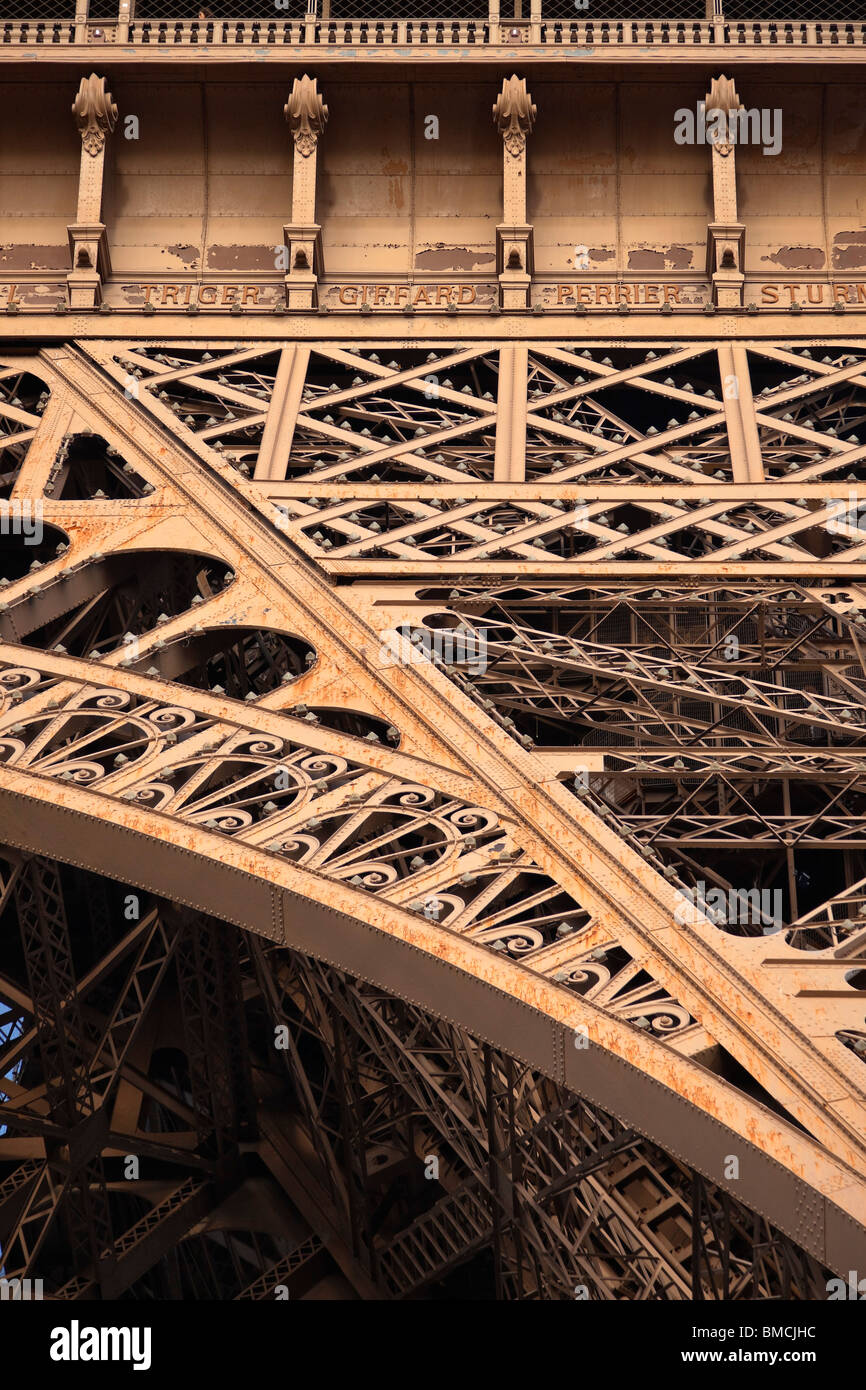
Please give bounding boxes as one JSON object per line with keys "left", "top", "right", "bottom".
{"left": 0, "top": 857, "right": 838, "bottom": 1300}
{"left": 0, "top": 335, "right": 865, "bottom": 1297}
{"left": 111, "top": 338, "right": 866, "bottom": 569}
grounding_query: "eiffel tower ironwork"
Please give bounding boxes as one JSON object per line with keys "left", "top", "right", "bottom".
{"left": 1, "top": 4, "right": 866, "bottom": 1302}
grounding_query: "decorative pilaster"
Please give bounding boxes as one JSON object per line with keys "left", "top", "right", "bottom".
{"left": 283, "top": 76, "right": 328, "bottom": 310}
{"left": 493, "top": 75, "right": 536, "bottom": 310}
{"left": 67, "top": 74, "right": 117, "bottom": 309}
{"left": 704, "top": 75, "right": 746, "bottom": 309}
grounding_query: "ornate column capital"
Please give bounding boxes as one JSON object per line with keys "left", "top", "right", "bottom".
{"left": 284, "top": 76, "right": 329, "bottom": 158}
{"left": 284, "top": 77, "right": 328, "bottom": 308}
{"left": 492, "top": 75, "right": 536, "bottom": 156}
{"left": 705, "top": 73, "right": 742, "bottom": 117}
{"left": 705, "top": 74, "right": 742, "bottom": 156}
{"left": 493, "top": 76, "right": 536, "bottom": 309}
{"left": 704, "top": 75, "right": 745, "bottom": 306}
{"left": 72, "top": 73, "right": 118, "bottom": 156}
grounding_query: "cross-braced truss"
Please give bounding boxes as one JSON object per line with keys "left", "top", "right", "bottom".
{"left": 1, "top": 337, "right": 866, "bottom": 1297}
{"left": 106, "top": 339, "right": 866, "bottom": 574}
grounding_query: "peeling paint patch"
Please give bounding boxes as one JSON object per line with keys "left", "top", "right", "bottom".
{"left": 589, "top": 248, "right": 615, "bottom": 262}
{"left": 165, "top": 244, "right": 200, "bottom": 268}
{"left": 0, "top": 245, "right": 68, "bottom": 271}
{"left": 627, "top": 246, "right": 693, "bottom": 271}
{"left": 415, "top": 246, "right": 496, "bottom": 272}
{"left": 206, "top": 245, "right": 279, "bottom": 272}
{"left": 762, "top": 246, "right": 826, "bottom": 270}
{"left": 628, "top": 249, "right": 666, "bottom": 271}
{"left": 4, "top": 283, "right": 63, "bottom": 307}
{"left": 665, "top": 245, "right": 692, "bottom": 270}
{"left": 833, "top": 231, "right": 866, "bottom": 270}
{"left": 119, "top": 284, "right": 147, "bottom": 305}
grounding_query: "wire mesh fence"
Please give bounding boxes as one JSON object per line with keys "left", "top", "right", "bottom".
{"left": 542, "top": 0, "right": 708, "bottom": 16}
{"left": 324, "top": 0, "right": 488, "bottom": 16}
{"left": 131, "top": 1, "right": 308, "bottom": 16}
{"left": 2, "top": 1, "right": 77, "bottom": 17}
{"left": 3, "top": 0, "right": 865, "bottom": 23}
{"left": 724, "top": 0, "right": 866, "bottom": 17}
{"left": 129, "top": 0, "right": 489, "bottom": 15}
